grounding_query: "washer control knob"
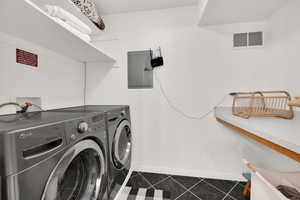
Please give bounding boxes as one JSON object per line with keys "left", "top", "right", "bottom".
{"left": 78, "top": 122, "right": 89, "bottom": 134}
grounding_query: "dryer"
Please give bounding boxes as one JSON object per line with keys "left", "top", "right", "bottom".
{"left": 0, "top": 111, "right": 109, "bottom": 200}
{"left": 105, "top": 106, "right": 132, "bottom": 200}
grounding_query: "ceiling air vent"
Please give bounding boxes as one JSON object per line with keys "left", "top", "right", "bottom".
{"left": 233, "top": 32, "right": 263, "bottom": 48}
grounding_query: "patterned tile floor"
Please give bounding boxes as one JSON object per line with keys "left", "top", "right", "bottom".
{"left": 126, "top": 171, "right": 248, "bottom": 200}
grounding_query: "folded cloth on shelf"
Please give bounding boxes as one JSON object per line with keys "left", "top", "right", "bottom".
{"left": 52, "top": 17, "right": 91, "bottom": 42}
{"left": 45, "top": 5, "right": 92, "bottom": 35}
{"left": 64, "top": 20, "right": 91, "bottom": 35}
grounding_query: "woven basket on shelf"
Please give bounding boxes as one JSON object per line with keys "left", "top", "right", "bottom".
{"left": 232, "top": 91, "right": 294, "bottom": 120}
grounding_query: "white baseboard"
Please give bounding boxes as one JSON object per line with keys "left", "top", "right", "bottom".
{"left": 134, "top": 165, "right": 245, "bottom": 181}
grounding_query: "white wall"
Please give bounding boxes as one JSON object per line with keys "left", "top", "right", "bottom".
{"left": 87, "top": 1, "right": 300, "bottom": 180}
{"left": 0, "top": 32, "right": 85, "bottom": 114}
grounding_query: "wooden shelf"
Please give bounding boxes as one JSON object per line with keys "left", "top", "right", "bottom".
{"left": 0, "top": 0, "right": 115, "bottom": 63}
{"left": 215, "top": 107, "right": 300, "bottom": 163}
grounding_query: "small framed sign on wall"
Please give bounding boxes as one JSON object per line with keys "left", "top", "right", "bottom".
{"left": 16, "top": 49, "right": 38, "bottom": 67}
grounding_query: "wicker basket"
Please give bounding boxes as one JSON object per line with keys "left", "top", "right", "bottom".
{"left": 232, "top": 91, "right": 294, "bottom": 119}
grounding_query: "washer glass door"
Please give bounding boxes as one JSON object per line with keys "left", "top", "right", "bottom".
{"left": 42, "top": 140, "right": 105, "bottom": 200}
{"left": 112, "top": 120, "right": 132, "bottom": 169}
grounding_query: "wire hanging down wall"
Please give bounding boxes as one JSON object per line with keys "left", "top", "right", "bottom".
{"left": 154, "top": 71, "right": 228, "bottom": 120}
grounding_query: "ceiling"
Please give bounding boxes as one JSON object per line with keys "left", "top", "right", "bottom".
{"left": 96, "top": 0, "right": 198, "bottom": 15}
{"left": 199, "top": 0, "right": 289, "bottom": 25}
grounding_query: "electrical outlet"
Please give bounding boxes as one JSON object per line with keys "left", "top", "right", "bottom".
{"left": 16, "top": 97, "right": 42, "bottom": 112}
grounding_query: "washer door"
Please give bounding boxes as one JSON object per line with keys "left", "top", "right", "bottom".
{"left": 41, "top": 140, "right": 105, "bottom": 200}
{"left": 112, "top": 120, "right": 132, "bottom": 169}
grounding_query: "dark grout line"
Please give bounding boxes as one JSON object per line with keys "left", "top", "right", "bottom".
{"left": 201, "top": 179, "right": 229, "bottom": 196}
{"left": 130, "top": 171, "right": 140, "bottom": 178}
{"left": 221, "top": 182, "right": 239, "bottom": 200}
{"left": 186, "top": 179, "right": 205, "bottom": 200}
{"left": 224, "top": 182, "right": 240, "bottom": 200}
{"left": 174, "top": 190, "right": 189, "bottom": 200}
{"left": 137, "top": 171, "right": 173, "bottom": 188}
{"left": 187, "top": 178, "right": 204, "bottom": 191}
{"left": 227, "top": 194, "right": 238, "bottom": 200}
{"left": 170, "top": 176, "right": 205, "bottom": 200}
{"left": 169, "top": 176, "right": 190, "bottom": 190}
{"left": 137, "top": 172, "right": 155, "bottom": 189}
{"left": 190, "top": 191, "right": 203, "bottom": 200}
{"left": 151, "top": 176, "right": 171, "bottom": 188}
{"left": 169, "top": 177, "right": 184, "bottom": 189}
{"left": 137, "top": 172, "right": 172, "bottom": 189}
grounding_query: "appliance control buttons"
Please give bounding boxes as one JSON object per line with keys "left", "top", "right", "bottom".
{"left": 78, "top": 122, "right": 89, "bottom": 134}
{"left": 70, "top": 134, "right": 77, "bottom": 140}
{"left": 121, "top": 110, "right": 126, "bottom": 116}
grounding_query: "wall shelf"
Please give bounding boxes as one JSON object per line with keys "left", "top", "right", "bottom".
{"left": 30, "top": 0, "right": 103, "bottom": 36}
{"left": 0, "top": 0, "right": 115, "bottom": 63}
{"left": 198, "top": 0, "right": 288, "bottom": 26}
{"left": 215, "top": 107, "right": 300, "bottom": 163}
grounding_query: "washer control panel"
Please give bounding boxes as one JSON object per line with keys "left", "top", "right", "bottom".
{"left": 65, "top": 114, "right": 105, "bottom": 144}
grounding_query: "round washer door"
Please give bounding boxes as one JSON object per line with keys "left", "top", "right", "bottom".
{"left": 112, "top": 120, "right": 132, "bottom": 169}
{"left": 41, "top": 140, "right": 105, "bottom": 200}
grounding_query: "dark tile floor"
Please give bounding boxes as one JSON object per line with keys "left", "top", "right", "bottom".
{"left": 126, "top": 171, "right": 248, "bottom": 200}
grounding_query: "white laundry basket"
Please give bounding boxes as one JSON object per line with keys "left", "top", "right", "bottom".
{"left": 243, "top": 160, "right": 300, "bottom": 200}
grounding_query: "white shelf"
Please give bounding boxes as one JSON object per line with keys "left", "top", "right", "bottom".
{"left": 30, "top": 0, "right": 103, "bottom": 36}
{"left": 0, "top": 0, "right": 115, "bottom": 63}
{"left": 198, "top": 0, "right": 288, "bottom": 26}
{"left": 215, "top": 107, "right": 300, "bottom": 162}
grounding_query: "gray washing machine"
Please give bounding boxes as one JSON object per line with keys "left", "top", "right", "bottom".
{"left": 49, "top": 105, "right": 133, "bottom": 200}
{"left": 0, "top": 111, "right": 109, "bottom": 200}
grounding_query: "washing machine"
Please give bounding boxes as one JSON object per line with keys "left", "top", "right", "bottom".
{"left": 0, "top": 111, "right": 109, "bottom": 200}
{"left": 49, "top": 105, "right": 133, "bottom": 200}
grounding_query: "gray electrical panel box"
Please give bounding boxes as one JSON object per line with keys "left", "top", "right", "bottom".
{"left": 128, "top": 50, "right": 153, "bottom": 89}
